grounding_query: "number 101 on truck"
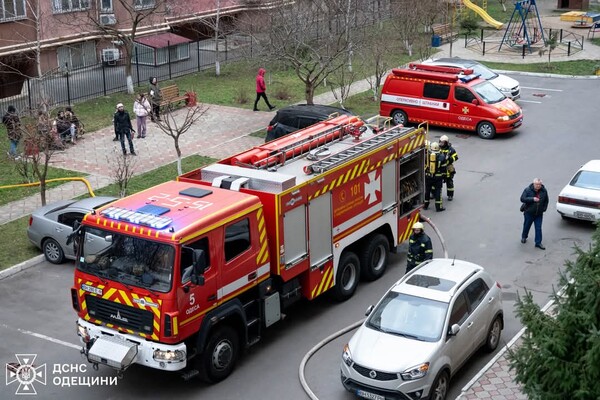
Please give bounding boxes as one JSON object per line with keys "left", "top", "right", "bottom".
{"left": 71, "top": 115, "right": 428, "bottom": 382}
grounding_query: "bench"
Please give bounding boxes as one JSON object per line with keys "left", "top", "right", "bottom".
{"left": 432, "top": 23, "right": 458, "bottom": 44}
{"left": 158, "top": 85, "right": 187, "bottom": 110}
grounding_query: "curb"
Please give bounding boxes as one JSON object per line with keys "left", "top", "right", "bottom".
{"left": 495, "top": 69, "right": 600, "bottom": 79}
{"left": 0, "top": 255, "right": 44, "bottom": 281}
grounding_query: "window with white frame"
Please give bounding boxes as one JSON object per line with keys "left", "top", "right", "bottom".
{"left": 52, "top": 0, "right": 91, "bottom": 13}
{"left": 1, "top": 0, "right": 26, "bottom": 22}
{"left": 134, "top": 0, "right": 155, "bottom": 10}
{"left": 100, "top": 0, "right": 113, "bottom": 12}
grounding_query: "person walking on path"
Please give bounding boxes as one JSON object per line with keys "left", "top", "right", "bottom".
{"left": 406, "top": 222, "right": 433, "bottom": 273}
{"left": 520, "top": 178, "right": 549, "bottom": 250}
{"left": 439, "top": 135, "right": 458, "bottom": 201}
{"left": 253, "top": 68, "right": 275, "bottom": 112}
{"left": 424, "top": 141, "right": 447, "bottom": 212}
{"left": 114, "top": 103, "right": 136, "bottom": 156}
{"left": 148, "top": 77, "right": 162, "bottom": 122}
{"left": 3, "top": 105, "right": 21, "bottom": 159}
{"left": 133, "top": 93, "right": 151, "bottom": 138}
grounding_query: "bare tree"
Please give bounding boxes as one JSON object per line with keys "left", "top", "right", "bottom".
{"left": 108, "top": 151, "right": 137, "bottom": 198}
{"left": 327, "top": 59, "right": 359, "bottom": 109}
{"left": 538, "top": 32, "right": 558, "bottom": 69}
{"left": 13, "top": 103, "right": 62, "bottom": 205}
{"left": 361, "top": 27, "right": 395, "bottom": 101}
{"left": 498, "top": 0, "right": 508, "bottom": 13}
{"left": 153, "top": 104, "right": 208, "bottom": 175}
{"left": 83, "top": 0, "right": 166, "bottom": 94}
{"left": 242, "top": 0, "right": 353, "bottom": 104}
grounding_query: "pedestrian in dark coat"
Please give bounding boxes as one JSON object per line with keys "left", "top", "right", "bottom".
{"left": 253, "top": 68, "right": 275, "bottom": 112}
{"left": 3, "top": 105, "right": 21, "bottom": 158}
{"left": 439, "top": 135, "right": 458, "bottom": 201}
{"left": 114, "top": 103, "right": 136, "bottom": 156}
{"left": 424, "top": 142, "right": 447, "bottom": 212}
{"left": 406, "top": 222, "right": 433, "bottom": 273}
{"left": 148, "top": 77, "right": 162, "bottom": 122}
{"left": 520, "top": 178, "right": 549, "bottom": 249}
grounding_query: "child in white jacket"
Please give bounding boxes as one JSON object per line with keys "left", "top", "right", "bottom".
{"left": 133, "top": 93, "right": 151, "bottom": 138}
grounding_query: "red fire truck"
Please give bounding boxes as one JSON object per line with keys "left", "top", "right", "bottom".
{"left": 71, "top": 115, "right": 427, "bottom": 382}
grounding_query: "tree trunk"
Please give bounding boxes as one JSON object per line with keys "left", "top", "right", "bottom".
{"left": 124, "top": 44, "right": 134, "bottom": 94}
{"left": 175, "top": 138, "right": 182, "bottom": 175}
{"left": 305, "top": 84, "right": 315, "bottom": 105}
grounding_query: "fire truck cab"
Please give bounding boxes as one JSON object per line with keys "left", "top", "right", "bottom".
{"left": 72, "top": 115, "right": 428, "bottom": 382}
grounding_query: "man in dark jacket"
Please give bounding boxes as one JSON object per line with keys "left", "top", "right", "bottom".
{"left": 406, "top": 222, "right": 433, "bottom": 273}
{"left": 424, "top": 142, "right": 447, "bottom": 212}
{"left": 3, "top": 105, "right": 21, "bottom": 159}
{"left": 114, "top": 103, "right": 136, "bottom": 156}
{"left": 520, "top": 178, "right": 549, "bottom": 249}
{"left": 439, "top": 135, "right": 458, "bottom": 201}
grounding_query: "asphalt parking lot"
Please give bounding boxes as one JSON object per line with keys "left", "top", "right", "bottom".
{"left": 1, "top": 73, "right": 598, "bottom": 400}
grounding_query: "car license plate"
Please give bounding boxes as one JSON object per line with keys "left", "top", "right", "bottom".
{"left": 574, "top": 211, "right": 595, "bottom": 221}
{"left": 514, "top": 118, "right": 523, "bottom": 128}
{"left": 356, "top": 389, "right": 385, "bottom": 400}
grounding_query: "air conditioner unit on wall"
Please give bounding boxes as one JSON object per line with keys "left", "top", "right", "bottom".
{"left": 102, "top": 48, "right": 120, "bottom": 63}
{"left": 100, "top": 14, "right": 116, "bottom": 26}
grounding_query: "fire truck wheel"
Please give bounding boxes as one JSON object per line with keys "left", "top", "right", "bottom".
{"left": 198, "top": 325, "right": 239, "bottom": 383}
{"left": 391, "top": 110, "right": 408, "bottom": 126}
{"left": 477, "top": 121, "right": 496, "bottom": 139}
{"left": 43, "top": 238, "right": 65, "bottom": 264}
{"left": 333, "top": 252, "right": 360, "bottom": 301}
{"left": 360, "top": 234, "right": 389, "bottom": 282}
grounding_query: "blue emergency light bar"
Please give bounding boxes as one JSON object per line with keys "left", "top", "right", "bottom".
{"left": 100, "top": 206, "right": 172, "bottom": 230}
{"left": 458, "top": 73, "right": 480, "bottom": 83}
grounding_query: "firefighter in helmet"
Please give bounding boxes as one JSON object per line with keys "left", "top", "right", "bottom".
{"left": 406, "top": 222, "right": 433, "bottom": 273}
{"left": 424, "top": 141, "right": 447, "bottom": 212}
{"left": 439, "top": 135, "right": 458, "bottom": 201}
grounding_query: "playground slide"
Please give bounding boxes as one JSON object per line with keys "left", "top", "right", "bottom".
{"left": 462, "top": 0, "right": 504, "bottom": 30}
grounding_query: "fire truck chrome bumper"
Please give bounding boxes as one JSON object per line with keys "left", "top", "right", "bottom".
{"left": 77, "top": 319, "right": 187, "bottom": 372}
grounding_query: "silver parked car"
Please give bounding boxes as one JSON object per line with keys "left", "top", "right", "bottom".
{"left": 422, "top": 58, "right": 521, "bottom": 100}
{"left": 341, "top": 258, "right": 503, "bottom": 400}
{"left": 27, "top": 196, "right": 116, "bottom": 264}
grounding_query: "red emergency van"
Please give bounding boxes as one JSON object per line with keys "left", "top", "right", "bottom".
{"left": 380, "top": 63, "right": 523, "bottom": 139}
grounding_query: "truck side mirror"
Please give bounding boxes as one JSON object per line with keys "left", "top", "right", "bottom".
{"left": 190, "top": 249, "right": 207, "bottom": 286}
{"left": 471, "top": 99, "right": 479, "bottom": 106}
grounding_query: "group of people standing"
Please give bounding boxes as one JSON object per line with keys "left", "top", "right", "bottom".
{"left": 112, "top": 77, "right": 162, "bottom": 156}
{"left": 407, "top": 134, "right": 549, "bottom": 273}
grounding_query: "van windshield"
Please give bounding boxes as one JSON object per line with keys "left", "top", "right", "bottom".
{"left": 473, "top": 81, "right": 505, "bottom": 104}
{"left": 470, "top": 64, "right": 498, "bottom": 80}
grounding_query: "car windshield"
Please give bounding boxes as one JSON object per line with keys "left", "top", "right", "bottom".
{"left": 366, "top": 292, "right": 448, "bottom": 342}
{"left": 77, "top": 228, "right": 174, "bottom": 293}
{"left": 473, "top": 81, "right": 505, "bottom": 104}
{"left": 469, "top": 64, "right": 497, "bottom": 80}
{"left": 571, "top": 170, "right": 600, "bottom": 190}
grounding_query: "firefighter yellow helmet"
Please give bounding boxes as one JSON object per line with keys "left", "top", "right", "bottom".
{"left": 430, "top": 142, "right": 440, "bottom": 152}
{"left": 412, "top": 222, "right": 424, "bottom": 230}
{"left": 440, "top": 135, "right": 449, "bottom": 143}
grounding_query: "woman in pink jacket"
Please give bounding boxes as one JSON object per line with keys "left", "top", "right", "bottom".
{"left": 253, "top": 68, "right": 275, "bottom": 112}
{"left": 133, "top": 93, "right": 151, "bottom": 138}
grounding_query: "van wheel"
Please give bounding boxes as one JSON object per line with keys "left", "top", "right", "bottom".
{"left": 477, "top": 121, "right": 496, "bottom": 139}
{"left": 360, "top": 234, "right": 389, "bottom": 282}
{"left": 198, "top": 326, "right": 239, "bottom": 383}
{"left": 391, "top": 110, "right": 408, "bottom": 126}
{"left": 333, "top": 252, "right": 360, "bottom": 301}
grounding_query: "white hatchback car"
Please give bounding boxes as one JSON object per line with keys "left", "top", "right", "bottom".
{"left": 556, "top": 160, "right": 600, "bottom": 222}
{"left": 422, "top": 58, "right": 521, "bottom": 100}
{"left": 341, "top": 259, "right": 503, "bottom": 400}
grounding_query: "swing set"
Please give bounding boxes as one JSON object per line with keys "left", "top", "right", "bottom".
{"left": 499, "top": 0, "right": 545, "bottom": 52}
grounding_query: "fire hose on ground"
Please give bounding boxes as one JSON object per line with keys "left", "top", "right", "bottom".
{"left": 298, "top": 214, "right": 447, "bottom": 399}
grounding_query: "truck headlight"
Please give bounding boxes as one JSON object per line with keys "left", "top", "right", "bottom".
{"left": 342, "top": 344, "right": 353, "bottom": 366}
{"left": 153, "top": 349, "right": 185, "bottom": 362}
{"left": 400, "top": 362, "right": 429, "bottom": 381}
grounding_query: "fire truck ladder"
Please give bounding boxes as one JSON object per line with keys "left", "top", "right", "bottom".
{"left": 305, "top": 126, "right": 408, "bottom": 175}
{"left": 254, "top": 122, "right": 352, "bottom": 169}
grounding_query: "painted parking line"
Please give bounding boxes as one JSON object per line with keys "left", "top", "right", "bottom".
{"left": 0, "top": 323, "right": 80, "bottom": 350}
{"left": 520, "top": 86, "right": 563, "bottom": 92}
{"left": 518, "top": 100, "right": 542, "bottom": 104}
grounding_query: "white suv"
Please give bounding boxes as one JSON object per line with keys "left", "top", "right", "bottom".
{"left": 340, "top": 258, "right": 503, "bottom": 400}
